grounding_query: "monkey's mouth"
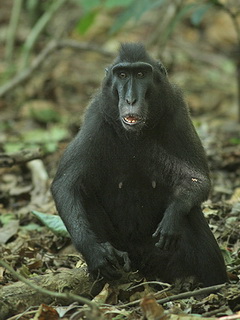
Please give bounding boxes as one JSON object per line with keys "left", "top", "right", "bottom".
{"left": 122, "top": 114, "right": 143, "bottom": 126}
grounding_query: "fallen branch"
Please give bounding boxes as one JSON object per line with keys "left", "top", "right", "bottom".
{"left": 157, "top": 283, "right": 226, "bottom": 304}
{"left": 27, "top": 159, "right": 49, "bottom": 207}
{"left": 0, "top": 39, "right": 114, "bottom": 98}
{"left": 0, "top": 148, "right": 43, "bottom": 167}
{"left": 119, "top": 283, "right": 226, "bottom": 308}
{"left": 156, "top": 283, "right": 226, "bottom": 304}
{"left": 0, "top": 259, "right": 102, "bottom": 319}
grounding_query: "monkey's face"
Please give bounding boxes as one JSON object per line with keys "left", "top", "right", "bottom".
{"left": 110, "top": 62, "right": 154, "bottom": 132}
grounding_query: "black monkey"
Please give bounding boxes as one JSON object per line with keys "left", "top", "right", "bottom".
{"left": 51, "top": 43, "right": 227, "bottom": 286}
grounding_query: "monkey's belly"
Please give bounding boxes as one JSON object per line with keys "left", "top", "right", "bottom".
{"left": 98, "top": 181, "right": 167, "bottom": 243}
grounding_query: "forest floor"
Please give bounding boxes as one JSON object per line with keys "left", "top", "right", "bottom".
{"left": 0, "top": 2, "right": 240, "bottom": 320}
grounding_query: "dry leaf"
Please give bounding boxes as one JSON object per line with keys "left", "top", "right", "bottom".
{"left": 140, "top": 295, "right": 166, "bottom": 320}
{"left": 0, "top": 220, "right": 19, "bottom": 244}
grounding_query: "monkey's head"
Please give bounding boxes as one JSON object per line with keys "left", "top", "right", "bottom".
{"left": 103, "top": 43, "right": 168, "bottom": 132}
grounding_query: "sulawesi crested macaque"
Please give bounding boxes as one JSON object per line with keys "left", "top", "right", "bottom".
{"left": 52, "top": 43, "right": 227, "bottom": 286}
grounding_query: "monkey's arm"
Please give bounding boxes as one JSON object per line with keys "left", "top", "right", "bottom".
{"left": 153, "top": 172, "right": 211, "bottom": 250}
{"left": 153, "top": 115, "right": 211, "bottom": 251}
{"left": 51, "top": 138, "right": 130, "bottom": 280}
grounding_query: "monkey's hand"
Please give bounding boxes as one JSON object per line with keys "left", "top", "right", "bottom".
{"left": 152, "top": 212, "right": 182, "bottom": 251}
{"left": 86, "top": 242, "right": 131, "bottom": 280}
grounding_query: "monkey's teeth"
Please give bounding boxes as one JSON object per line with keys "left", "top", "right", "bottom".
{"left": 124, "top": 116, "right": 141, "bottom": 124}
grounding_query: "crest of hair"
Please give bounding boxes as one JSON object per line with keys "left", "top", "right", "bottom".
{"left": 116, "top": 43, "right": 151, "bottom": 63}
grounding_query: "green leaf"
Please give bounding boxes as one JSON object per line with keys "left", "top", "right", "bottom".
{"left": 0, "top": 213, "right": 16, "bottom": 225}
{"left": 221, "top": 247, "right": 232, "bottom": 265}
{"left": 209, "top": 0, "right": 224, "bottom": 8}
{"left": 74, "top": 0, "right": 101, "bottom": 11}
{"left": 76, "top": 9, "right": 99, "bottom": 35}
{"left": 21, "top": 223, "right": 43, "bottom": 231}
{"left": 42, "top": 141, "right": 58, "bottom": 153}
{"left": 22, "top": 126, "right": 68, "bottom": 144}
{"left": 4, "top": 125, "right": 68, "bottom": 153}
{"left": 32, "top": 211, "right": 70, "bottom": 237}
{"left": 110, "top": 0, "right": 166, "bottom": 34}
{"left": 48, "top": 126, "right": 69, "bottom": 142}
{"left": 30, "top": 108, "right": 61, "bottom": 123}
{"left": 4, "top": 141, "right": 26, "bottom": 153}
{"left": 229, "top": 137, "right": 240, "bottom": 145}
{"left": 191, "top": 3, "right": 214, "bottom": 26}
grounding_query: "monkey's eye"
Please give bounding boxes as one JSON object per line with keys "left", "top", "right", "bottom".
{"left": 136, "top": 72, "right": 144, "bottom": 78}
{"left": 118, "top": 72, "right": 128, "bottom": 79}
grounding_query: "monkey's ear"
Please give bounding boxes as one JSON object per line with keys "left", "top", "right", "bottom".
{"left": 157, "top": 62, "right": 167, "bottom": 76}
{"left": 105, "top": 67, "right": 109, "bottom": 75}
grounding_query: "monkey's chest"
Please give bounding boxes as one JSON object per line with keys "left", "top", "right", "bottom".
{"left": 96, "top": 171, "right": 168, "bottom": 242}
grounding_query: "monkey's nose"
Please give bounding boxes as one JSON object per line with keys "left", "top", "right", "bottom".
{"left": 126, "top": 98, "right": 137, "bottom": 105}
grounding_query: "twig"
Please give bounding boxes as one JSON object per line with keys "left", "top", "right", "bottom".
{"left": 228, "top": 264, "right": 240, "bottom": 272}
{"left": 0, "top": 259, "right": 97, "bottom": 312}
{"left": 0, "top": 39, "right": 113, "bottom": 98}
{"left": 219, "top": 314, "right": 240, "bottom": 320}
{"left": 128, "top": 280, "right": 171, "bottom": 290}
{"left": 6, "top": 310, "right": 36, "bottom": 320}
{"left": 5, "top": 0, "right": 23, "bottom": 64}
{"left": 118, "top": 283, "right": 226, "bottom": 308}
{"left": 202, "top": 306, "right": 230, "bottom": 317}
{"left": 156, "top": 283, "right": 226, "bottom": 304}
{"left": 0, "top": 40, "right": 57, "bottom": 98}
{"left": 0, "top": 149, "right": 43, "bottom": 167}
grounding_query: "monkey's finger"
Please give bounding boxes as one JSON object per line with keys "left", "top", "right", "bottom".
{"left": 101, "top": 266, "right": 122, "bottom": 280}
{"left": 122, "top": 253, "right": 131, "bottom": 272}
{"left": 163, "top": 237, "right": 172, "bottom": 251}
{"left": 113, "top": 249, "right": 125, "bottom": 262}
{"left": 113, "top": 250, "right": 131, "bottom": 271}
{"left": 106, "top": 254, "right": 121, "bottom": 268}
{"left": 155, "top": 234, "right": 166, "bottom": 249}
{"left": 152, "top": 227, "right": 161, "bottom": 238}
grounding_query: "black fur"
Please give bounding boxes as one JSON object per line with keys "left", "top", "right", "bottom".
{"left": 51, "top": 43, "right": 227, "bottom": 286}
{"left": 117, "top": 43, "right": 153, "bottom": 62}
